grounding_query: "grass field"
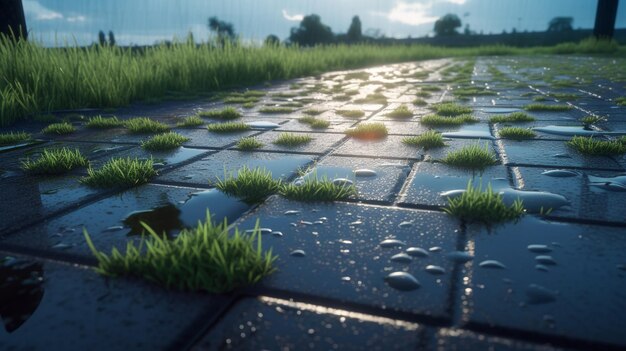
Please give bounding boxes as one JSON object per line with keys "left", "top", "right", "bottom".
{"left": 0, "top": 35, "right": 621, "bottom": 126}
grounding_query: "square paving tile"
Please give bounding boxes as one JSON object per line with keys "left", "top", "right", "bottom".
{"left": 249, "top": 131, "right": 345, "bottom": 154}
{"left": 334, "top": 135, "right": 422, "bottom": 160}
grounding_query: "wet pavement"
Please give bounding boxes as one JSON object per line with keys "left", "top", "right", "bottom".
{"left": 1, "top": 57, "right": 625, "bottom": 350}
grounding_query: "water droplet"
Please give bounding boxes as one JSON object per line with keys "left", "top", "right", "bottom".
{"left": 553, "top": 153, "right": 572, "bottom": 159}
{"left": 341, "top": 276, "right": 351, "bottom": 282}
{"left": 332, "top": 178, "right": 354, "bottom": 186}
{"left": 300, "top": 221, "right": 313, "bottom": 226}
{"left": 398, "top": 221, "right": 413, "bottom": 228}
{"left": 349, "top": 220, "right": 363, "bottom": 226}
{"left": 337, "top": 239, "right": 353, "bottom": 244}
{"left": 290, "top": 249, "right": 306, "bottom": 257}
{"left": 52, "top": 243, "right": 72, "bottom": 250}
{"left": 384, "top": 272, "right": 420, "bottom": 291}
{"left": 425, "top": 265, "right": 446, "bottom": 275}
{"left": 498, "top": 189, "right": 569, "bottom": 213}
{"left": 479, "top": 260, "right": 506, "bottom": 269}
{"left": 313, "top": 221, "right": 324, "bottom": 225}
{"left": 102, "top": 225, "right": 124, "bottom": 233}
{"left": 390, "top": 253, "right": 413, "bottom": 263}
{"left": 272, "top": 231, "right": 283, "bottom": 237}
{"left": 354, "top": 169, "right": 377, "bottom": 177}
{"left": 406, "top": 247, "right": 429, "bottom": 257}
{"left": 541, "top": 169, "right": 579, "bottom": 177}
{"left": 536, "top": 264, "right": 549, "bottom": 272}
{"left": 526, "top": 284, "right": 557, "bottom": 304}
{"left": 535, "top": 255, "right": 557, "bottom": 265}
{"left": 284, "top": 210, "right": 300, "bottom": 215}
{"left": 245, "top": 228, "right": 273, "bottom": 235}
{"left": 41, "top": 189, "right": 59, "bottom": 195}
{"left": 428, "top": 246, "right": 442, "bottom": 252}
{"left": 528, "top": 244, "right": 552, "bottom": 253}
{"left": 247, "top": 121, "right": 280, "bottom": 129}
{"left": 379, "top": 239, "right": 407, "bottom": 248}
{"left": 446, "top": 251, "right": 474, "bottom": 263}
{"left": 183, "top": 175, "right": 194, "bottom": 180}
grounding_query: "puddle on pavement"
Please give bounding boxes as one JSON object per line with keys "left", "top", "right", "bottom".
{"left": 247, "top": 121, "right": 280, "bottom": 129}
{"left": 221, "top": 155, "right": 313, "bottom": 181}
{"left": 148, "top": 147, "right": 206, "bottom": 167}
{"left": 441, "top": 187, "right": 569, "bottom": 213}
{"left": 480, "top": 108, "right": 521, "bottom": 113}
{"left": 587, "top": 174, "right": 626, "bottom": 192}
{"left": 533, "top": 125, "right": 626, "bottom": 137}
{"left": 441, "top": 124, "right": 495, "bottom": 140}
{"left": 0, "top": 256, "right": 44, "bottom": 333}
{"left": 122, "top": 189, "right": 251, "bottom": 236}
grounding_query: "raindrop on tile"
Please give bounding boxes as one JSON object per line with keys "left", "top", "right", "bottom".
{"left": 385, "top": 272, "right": 420, "bottom": 291}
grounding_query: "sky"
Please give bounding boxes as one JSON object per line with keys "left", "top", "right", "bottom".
{"left": 22, "top": 0, "right": 626, "bottom": 46}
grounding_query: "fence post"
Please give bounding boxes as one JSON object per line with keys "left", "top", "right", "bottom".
{"left": 594, "top": 0, "right": 619, "bottom": 39}
{"left": 0, "top": 0, "right": 28, "bottom": 40}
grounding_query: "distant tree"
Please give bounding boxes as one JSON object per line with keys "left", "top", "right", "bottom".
{"left": 264, "top": 34, "right": 281, "bottom": 46}
{"left": 98, "top": 30, "right": 107, "bottom": 46}
{"left": 434, "top": 14, "right": 462, "bottom": 36}
{"left": 289, "top": 14, "right": 334, "bottom": 46}
{"left": 208, "top": 16, "right": 236, "bottom": 45}
{"left": 346, "top": 16, "right": 362, "bottom": 42}
{"left": 547, "top": 17, "right": 573, "bottom": 32}
{"left": 108, "top": 31, "right": 116, "bottom": 46}
{"left": 463, "top": 24, "right": 471, "bottom": 35}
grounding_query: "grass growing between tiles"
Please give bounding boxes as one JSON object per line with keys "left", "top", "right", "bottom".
{"left": 336, "top": 109, "right": 365, "bottom": 118}
{"left": 580, "top": 115, "right": 605, "bottom": 127}
{"left": 443, "top": 181, "right": 525, "bottom": 224}
{"left": 42, "top": 122, "right": 75, "bottom": 135}
{"left": 0, "top": 131, "right": 30, "bottom": 146}
{"left": 354, "top": 92, "right": 387, "bottom": 104}
{"left": 21, "top": 147, "right": 88, "bottom": 175}
{"left": 86, "top": 116, "right": 123, "bottom": 129}
{"left": 84, "top": 213, "right": 276, "bottom": 293}
{"left": 81, "top": 157, "right": 156, "bottom": 188}
{"left": 198, "top": 107, "right": 241, "bottom": 120}
{"left": 124, "top": 117, "right": 170, "bottom": 134}
{"left": 302, "top": 109, "right": 325, "bottom": 116}
{"left": 524, "top": 103, "right": 572, "bottom": 112}
{"left": 176, "top": 116, "right": 204, "bottom": 128}
{"left": 141, "top": 132, "right": 189, "bottom": 151}
{"left": 441, "top": 143, "right": 498, "bottom": 170}
{"left": 420, "top": 114, "right": 478, "bottom": 126}
{"left": 402, "top": 131, "right": 446, "bottom": 149}
{"left": 280, "top": 176, "right": 356, "bottom": 202}
{"left": 488, "top": 112, "right": 535, "bottom": 124}
{"left": 385, "top": 105, "right": 413, "bottom": 118}
{"left": 498, "top": 127, "right": 536, "bottom": 140}
{"left": 215, "top": 166, "right": 282, "bottom": 203}
{"left": 207, "top": 121, "right": 250, "bottom": 133}
{"left": 299, "top": 116, "right": 330, "bottom": 129}
{"left": 566, "top": 136, "right": 626, "bottom": 156}
{"left": 273, "top": 133, "right": 313, "bottom": 147}
{"left": 236, "top": 137, "right": 264, "bottom": 151}
{"left": 432, "top": 103, "right": 472, "bottom": 116}
{"left": 345, "top": 123, "right": 388, "bottom": 140}
{"left": 259, "top": 106, "right": 295, "bottom": 114}
{"left": 413, "top": 98, "right": 428, "bottom": 106}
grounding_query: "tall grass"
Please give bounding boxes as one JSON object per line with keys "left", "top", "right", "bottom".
{"left": 0, "top": 35, "right": 621, "bottom": 126}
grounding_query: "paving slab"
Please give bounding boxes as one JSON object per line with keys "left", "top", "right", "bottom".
{"left": 433, "top": 328, "right": 568, "bottom": 351}
{"left": 334, "top": 135, "right": 423, "bottom": 160}
{"left": 248, "top": 131, "right": 346, "bottom": 154}
{"left": 192, "top": 296, "right": 422, "bottom": 350}
{"left": 0, "top": 254, "right": 228, "bottom": 350}
{"left": 157, "top": 150, "right": 314, "bottom": 186}
{"left": 233, "top": 197, "right": 461, "bottom": 319}
{"left": 462, "top": 216, "right": 626, "bottom": 348}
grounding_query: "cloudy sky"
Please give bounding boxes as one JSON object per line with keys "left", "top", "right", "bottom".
{"left": 23, "top": 0, "right": 626, "bottom": 46}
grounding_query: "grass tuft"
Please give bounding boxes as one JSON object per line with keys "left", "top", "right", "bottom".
{"left": 355, "top": 92, "right": 387, "bottom": 104}
{"left": 42, "top": 122, "right": 75, "bottom": 135}
{"left": 432, "top": 103, "right": 472, "bottom": 116}
{"left": 489, "top": 112, "right": 535, "bottom": 124}
{"left": 273, "top": 133, "right": 313, "bottom": 147}
{"left": 141, "top": 132, "right": 189, "bottom": 151}
{"left": 223, "top": 96, "right": 259, "bottom": 104}
{"left": 259, "top": 106, "right": 295, "bottom": 114}
{"left": 385, "top": 105, "right": 413, "bottom": 118}
{"left": 0, "top": 131, "right": 31, "bottom": 146}
{"left": 81, "top": 157, "right": 156, "bottom": 188}
{"left": 299, "top": 116, "right": 330, "bottom": 129}
{"left": 84, "top": 213, "right": 276, "bottom": 293}
{"left": 280, "top": 176, "right": 356, "bottom": 201}
{"left": 566, "top": 136, "right": 626, "bottom": 156}
{"left": 86, "top": 116, "right": 123, "bottom": 129}
{"left": 207, "top": 121, "right": 250, "bottom": 133}
{"left": 124, "top": 117, "right": 170, "bottom": 134}
{"left": 498, "top": 127, "right": 536, "bottom": 140}
{"left": 579, "top": 115, "right": 605, "bottom": 126}
{"left": 215, "top": 166, "right": 282, "bottom": 203}
{"left": 421, "top": 114, "right": 478, "bottom": 126}
{"left": 236, "top": 137, "right": 264, "bottom": 151}
{"left": 198, "top": 107, "right": 241, "bottom": 120}
{"left": 443, "top": 181, "right": 525, "bottom": 224}
{"left": 176, "top": 116, "right": 204, "bottom": 128}
{"left": 524, "top": 103, "right": 572, "bottom": 112}
{"left": 413, "top": 98, "right": 428, "bottom": 106}
{"left": 345, "top": 123, "right": 388, "bottom": 140}
{"left": 402, "top": 131, "right": 446, "bottom": 149}
{"left": 21, "top": 147, "right": 88, "bottom": 175}
{"left": 302, "top": 109, "right": 325, "bottom": 116}
{"left": 336, "top": 109, "right": 365, "bottom": 118}
{"left": 441, "top": 143, "right": 498, "bottom": 169}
